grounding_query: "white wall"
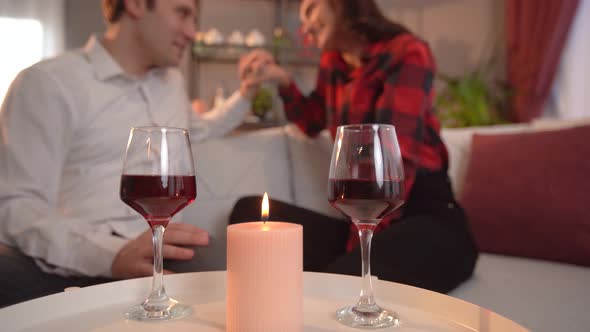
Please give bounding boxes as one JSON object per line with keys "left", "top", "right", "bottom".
{"left": 64, "top": 0, "right": 104, "bottom": 50}
{"left": 547, "top": 0, "right": 590, "bottom": 119}
{"left": 300, "top": 0, "right": 506, "bottom": 102}
{"left": 378, "top": 0, "right": 504, "bottom": 78}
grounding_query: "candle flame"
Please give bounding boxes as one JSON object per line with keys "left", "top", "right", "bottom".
{"left": 261, "top": 192, "right": 269, "bottom": 223}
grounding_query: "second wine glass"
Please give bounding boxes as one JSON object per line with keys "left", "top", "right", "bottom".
{"left": 328, "top": 124, "right": 405, "bottom": 329}
{"left": 120, "top": 126, "right": 197, "bottom": 321}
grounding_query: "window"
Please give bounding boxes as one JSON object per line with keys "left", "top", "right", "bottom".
{"left": 547, "top": 0, "right": 590, "bottom": 119}
{"left": 0, "top": 17, "right": 44, "bottom": 105}
{"left": 0, "top": 0, "right": 64, "bottom": 107}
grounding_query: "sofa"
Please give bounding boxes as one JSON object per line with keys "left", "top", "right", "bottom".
{"left": 184, "top": 119, "right": 590, "bottom": 332}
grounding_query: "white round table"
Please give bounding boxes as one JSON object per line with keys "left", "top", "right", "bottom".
{"left": 0, "top": 271, "right": 529, "bottom": 331}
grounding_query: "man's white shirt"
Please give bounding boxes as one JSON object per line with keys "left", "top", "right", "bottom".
{"left": 0, "top": 36, "right": 250, "bottom": 277}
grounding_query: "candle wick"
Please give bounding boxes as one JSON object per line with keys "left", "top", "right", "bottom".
{"left": 262, "top": 216, "right": 268, "bottom": 224}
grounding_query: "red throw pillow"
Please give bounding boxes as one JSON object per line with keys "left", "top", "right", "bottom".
{"left": 460, "top": 125, "right": 590, "bottom": 266}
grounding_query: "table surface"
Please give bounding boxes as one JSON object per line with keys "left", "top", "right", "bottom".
{"left": 0, "top": 271, "right": 530, "bottom": 332}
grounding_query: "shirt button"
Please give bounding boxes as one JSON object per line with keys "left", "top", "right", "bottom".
{"left": 447, "top": 203, "right": 455, "bottom": 209}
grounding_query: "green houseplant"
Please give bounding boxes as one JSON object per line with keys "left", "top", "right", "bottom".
{"left": 436, "top": 61, "right": 513, "bottom": 128}
{"left": 252, "top": 87, "right": 273, "bottom": 121}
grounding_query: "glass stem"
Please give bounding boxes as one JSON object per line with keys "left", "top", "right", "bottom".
{"left": 147, "top": 224, "right": 169, "bottom": 305}
{"left": 356, "top": 221, "right": 377, "bottom": 308}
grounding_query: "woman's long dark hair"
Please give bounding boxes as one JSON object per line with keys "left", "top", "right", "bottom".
{"left": 328, "top": 0, "right": 408, "bottom": 43}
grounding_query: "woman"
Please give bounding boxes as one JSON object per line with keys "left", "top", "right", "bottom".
{"left": 232, "top": 0, "right": 478, "bottom": 293}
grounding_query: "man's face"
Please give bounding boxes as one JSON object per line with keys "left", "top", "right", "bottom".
{"left": 299, "top": 0, "right": 336, "bottom": 50}
{"left": 137, "top": 0, "right": 197, "bottom": 67}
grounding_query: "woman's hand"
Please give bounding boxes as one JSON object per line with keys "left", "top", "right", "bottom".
{"left": 239, "top": 49, "right": 291, "bottom": 87}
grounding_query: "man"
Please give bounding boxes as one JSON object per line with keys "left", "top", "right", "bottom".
{"left": 0, "top": 0, "right": 255, "bottom": 307}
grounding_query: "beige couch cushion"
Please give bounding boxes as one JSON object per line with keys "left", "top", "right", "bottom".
{"left": 183, "top": 127, "right": 293, "bottom": 268}
{"left": 284, "top": 125, "right": 343, "bottom": 219}
{"left": 450, "top": 253, "right": 590, "bottom": 332}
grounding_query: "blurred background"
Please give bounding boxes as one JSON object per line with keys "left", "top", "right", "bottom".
{"left": 1, "top": 0, "right": 588, "bottom": 124}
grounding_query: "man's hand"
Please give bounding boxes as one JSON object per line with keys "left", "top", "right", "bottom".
{"left": 239, "top": 79, "right": 260, "bottom": 101}
{"left": 111, "top": 222, "right": 209, "bottom": 279}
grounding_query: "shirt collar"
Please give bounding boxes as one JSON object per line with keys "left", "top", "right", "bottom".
{"left": 328, "top": 39, "right": 389, "bottom": 79}
{"left": 83, "top": 35, "right": 126, "bottom": 81}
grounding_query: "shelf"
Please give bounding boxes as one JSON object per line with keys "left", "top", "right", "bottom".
{"left": 189, "top": 0, "right": 312, "bottom": 103}
{"left": 192, "top": 43, "right": 320, "bottom": 66}
{"left": 228, "top": 117, "right": 285, "bottom": 136}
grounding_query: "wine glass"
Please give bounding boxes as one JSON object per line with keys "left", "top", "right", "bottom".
{"left": 120, "top": 126, "right": 197, "bottom": 321}
{"left": 328, "top": 124, "right": 405, "bottom": 329}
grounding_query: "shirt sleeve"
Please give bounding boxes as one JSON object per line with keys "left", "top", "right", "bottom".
{"left": 374, "top": 39, "right": 444, "bottom": 204}
{"left": 278, "top": 53, "right": 335, "bottom": 137}
{"left": 189, "top": 90, "right": 251, "bottom": 142}
{"left": 0, "top": 66, "right": 127, "bottom": 278}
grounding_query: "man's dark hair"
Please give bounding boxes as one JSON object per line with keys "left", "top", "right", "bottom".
{"left": 102, "top": 0, "right": 156, "bottom": 23}
{"left": 327, "top": 0, "right": 408, "bottom": 43}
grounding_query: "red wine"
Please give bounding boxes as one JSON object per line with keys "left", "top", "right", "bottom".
{"left": 328, "top": 179, "right": 404, "bottom": 223}
{"left": 120, "top": 175, "right": 196, "bottom": 228}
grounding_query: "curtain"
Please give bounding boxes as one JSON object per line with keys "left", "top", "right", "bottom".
{"left": 0, "top": 0, "right": 65, "bottom": 57}
{"left": 506, "top": 0, "right": 580, "bottom": 122}
{"left": 548, "top": 0, "right": 590, "bottom": 119}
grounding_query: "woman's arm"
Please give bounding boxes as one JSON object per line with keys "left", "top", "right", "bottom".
{"left": 240, "top": 50, "right": 334, "bottom": 137}
{"left": 278, "top": 72, "right": 328, "bottom": 138}
{"left": 375, "top": 37, "right": 446, "bottom": 204}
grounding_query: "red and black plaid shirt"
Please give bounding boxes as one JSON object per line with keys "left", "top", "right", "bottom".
{"left": 279, "top": 33, "right": 448, "bottom": 250}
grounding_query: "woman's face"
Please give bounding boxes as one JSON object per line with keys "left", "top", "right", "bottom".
{"left": 299, "top": 0, "right": 337, "bottom": 50}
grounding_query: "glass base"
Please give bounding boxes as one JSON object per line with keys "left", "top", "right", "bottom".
{"left": 336, "top": 304, "right": 400, "bottom": 329}
{"left": 125, "top": 298, "right": 192, "bottom": 321}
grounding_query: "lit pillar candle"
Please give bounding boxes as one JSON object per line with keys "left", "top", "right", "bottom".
{"left": 226, "top": 193, "right": 303, "bottom": 332}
